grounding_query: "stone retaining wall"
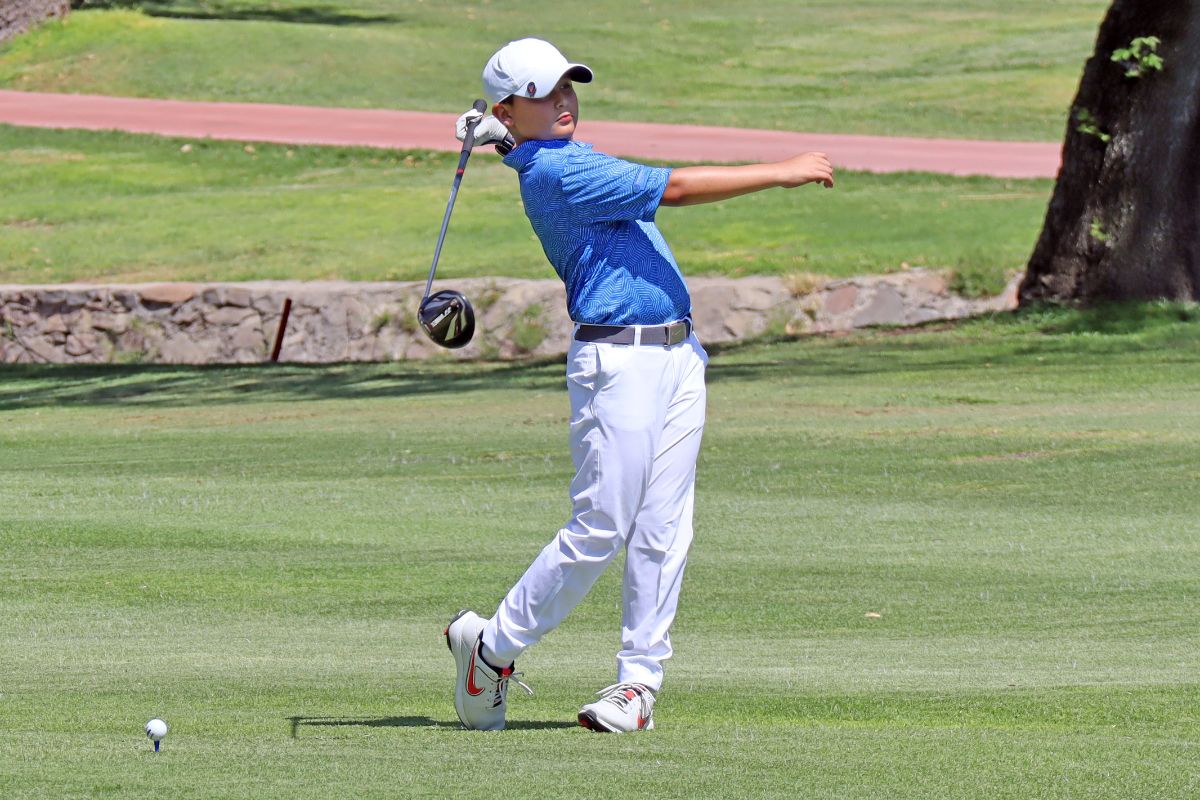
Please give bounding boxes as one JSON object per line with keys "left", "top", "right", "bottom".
{"left": 0, "top": 0, "right": 69, "bottom": 44}
{"left": 0, "top": 269, "right": 1020, "bottom": 365}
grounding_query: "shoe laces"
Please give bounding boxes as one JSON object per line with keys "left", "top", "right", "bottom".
{"left": 484, "top": 666, "right": 534, "bottom": 709}
{"left": 501, "top": 668, "right": 535, "bottom": 698}
{"left": 594, "top": 682, "right": 653, "bottom": 717}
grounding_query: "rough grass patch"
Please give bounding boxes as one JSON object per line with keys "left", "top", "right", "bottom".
{"left": 782, "top": 271, "right": 833, "bottom": 297}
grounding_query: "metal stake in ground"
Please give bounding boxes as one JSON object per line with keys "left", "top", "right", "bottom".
{"left": 270, "top": 297, "right": 293, "bottom": 363}
{"left": 417, "top": 99, "right": 485, "bottom": 349}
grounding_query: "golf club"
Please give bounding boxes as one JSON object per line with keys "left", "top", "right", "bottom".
{"left": 417, "top": 98, "right": 486, "bottom": 349}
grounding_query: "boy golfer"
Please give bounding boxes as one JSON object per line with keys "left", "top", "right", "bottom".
{"left": 445, "top": 37, "right": 834, "bottom": 732}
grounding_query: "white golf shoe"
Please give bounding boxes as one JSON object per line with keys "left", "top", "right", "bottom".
{"left": 577, "top": 682, "right": 656, "bottom": 732}
{"left": 444, "top": 610, "right": 531, "bottom": 731}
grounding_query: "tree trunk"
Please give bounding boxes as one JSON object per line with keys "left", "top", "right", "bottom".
{"left": 1019, "top": 0, "right": 1200, "bottom": 305}
{"left": 0, "top": 0, "right": 70, "bottom": 45}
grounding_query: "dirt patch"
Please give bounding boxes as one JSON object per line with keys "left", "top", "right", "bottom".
{"left": 3, "top": 149, "right": 87, "bottom": 165}
{"left": 953, "top": 449, "right": 1082, "bottom": 463}
{"left": 3, "top": 218, "right": 54, "bottom": 230}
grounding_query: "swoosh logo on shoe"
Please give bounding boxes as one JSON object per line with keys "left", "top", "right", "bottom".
{"left": 465, "top": 649, "right": 485, "bottom": 696}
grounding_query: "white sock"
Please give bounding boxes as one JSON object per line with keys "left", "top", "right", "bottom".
{"left": 479, "top": 641, "right": 511, "bottom": 672}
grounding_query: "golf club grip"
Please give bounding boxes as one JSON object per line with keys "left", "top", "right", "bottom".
{"left": 461, "top": 98, "right": 487, "bottom": 152}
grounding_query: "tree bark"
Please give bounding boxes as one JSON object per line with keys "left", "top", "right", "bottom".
{"left": 1019, "top": 0, "right": 1200, "bottom": 305}
{"left": 0, "top": 1, "right": 70, "bottom": 45}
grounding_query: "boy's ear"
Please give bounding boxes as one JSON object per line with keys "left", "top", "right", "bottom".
{"left": 493, "top": 100, "right": 513, "bottom": 127}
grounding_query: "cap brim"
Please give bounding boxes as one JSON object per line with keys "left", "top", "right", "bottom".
{"left": 523, "top": 63, "right": 593, "bottom": 100}
{"left": 565, "top": 64, "right": 593, "bottom": 84}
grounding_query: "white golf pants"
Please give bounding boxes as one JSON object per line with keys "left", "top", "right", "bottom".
{"left": 482, "top": 333, "right": 708, "bottom": 691}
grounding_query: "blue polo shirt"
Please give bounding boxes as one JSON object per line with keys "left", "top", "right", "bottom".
{"left": 502, "top": 139, "right": 691, "bottom": 326}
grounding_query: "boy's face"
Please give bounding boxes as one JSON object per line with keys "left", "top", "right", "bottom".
{"left": 494, "top": 78, "right": 579, "bottom": 145}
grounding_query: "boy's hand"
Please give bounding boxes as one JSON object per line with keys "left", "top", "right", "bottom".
{"left": 778, "top": 152, "right": 835, "bottom": 189}
{"left": 455, "top": 109, "right": 511, "bottom": 148}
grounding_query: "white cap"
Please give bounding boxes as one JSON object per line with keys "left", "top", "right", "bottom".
{"left": 482, "top": 38, "right": 593, "bottom": 104}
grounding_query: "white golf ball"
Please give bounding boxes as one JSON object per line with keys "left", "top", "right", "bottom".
{"left": 145, "top": 718, "right": 168, "bottom": 742}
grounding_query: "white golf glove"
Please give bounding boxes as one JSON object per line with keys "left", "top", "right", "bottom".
{"left": 455, "top": 109, "right": 513, "bottom": 152}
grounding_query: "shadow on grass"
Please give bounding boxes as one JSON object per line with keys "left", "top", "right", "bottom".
{"left": 703, "top": 302, "right": 1200, "bottom": 381}
{"left": 1, "top": 305, "right": 1196, "bottom": 410}
{"left": 0, "top": 357, "right": 568, "bottom": 410}
{"left": 0, "top": 345, "right": 995, "bottom": 410}
{"left": 1013, "top": 300, "right": 1199, "bottom": 335}
{"left": 287, "top": 715, "right": 576, "bottom": 737}
{"left": 75, "top": 0, "right": 405, "bottom": 26}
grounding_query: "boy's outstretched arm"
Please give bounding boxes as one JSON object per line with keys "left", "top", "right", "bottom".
{"left": 660, "top": 152, "right": 834, "bottom": 207}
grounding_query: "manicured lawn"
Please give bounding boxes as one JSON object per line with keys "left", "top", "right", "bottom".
{"left": 0, "top": 125, "right": 1048, "bottom": 294}
{"left": 2, "top": 307, "right": 1197, "bottom": 798}
{"left": 0, "top": 0, "right": 1109, "bottom": 141}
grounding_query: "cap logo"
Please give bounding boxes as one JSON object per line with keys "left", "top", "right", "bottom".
{"left": 526, "top": 81, "right": 537, "bottom": 97}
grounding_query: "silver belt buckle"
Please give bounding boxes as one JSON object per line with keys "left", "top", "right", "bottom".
{"left": 665, "top": 320, "right": 688, "bottom": 346}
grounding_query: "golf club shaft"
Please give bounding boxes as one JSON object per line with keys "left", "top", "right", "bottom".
{"left": 424, "top": 99, "right": 487, "bottom": 300}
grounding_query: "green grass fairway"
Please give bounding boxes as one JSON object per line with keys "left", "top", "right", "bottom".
{"left": 2, "top": 307, "right": 1198, "bottom": 798}
{"left": 1, "top": 1, "right": 1108, "bottom": 141}
{"left": 0, "top": 125, "right": 1046, "bottom": 294}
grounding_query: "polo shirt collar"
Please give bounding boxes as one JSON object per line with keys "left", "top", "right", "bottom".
{"left": 502, "top": 138, "right": 591, "bottom": 170}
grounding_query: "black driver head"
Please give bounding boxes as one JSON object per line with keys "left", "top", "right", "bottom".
{"left": 418, "top": 289, "right": 475, "bottom": 349}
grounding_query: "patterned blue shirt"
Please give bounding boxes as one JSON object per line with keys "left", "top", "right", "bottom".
{"left": 502, "top": 139, "right": 691, "bottom": 325}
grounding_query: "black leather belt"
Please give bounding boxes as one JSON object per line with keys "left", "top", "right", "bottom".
{"left": 575, "top": 318, "right": 692, "bottom": 346}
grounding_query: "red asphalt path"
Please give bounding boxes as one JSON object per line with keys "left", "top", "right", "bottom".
{"left": 0, "top": 90, "right": 1061, "bottom": 178}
